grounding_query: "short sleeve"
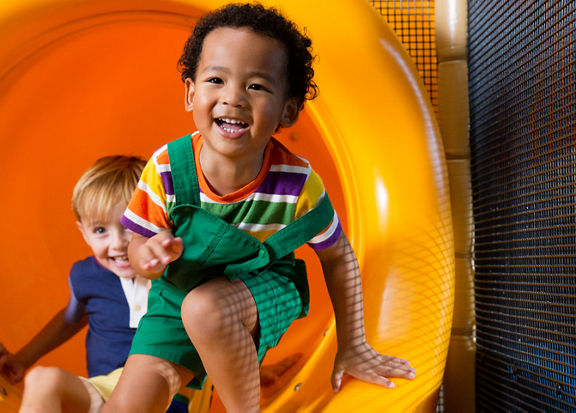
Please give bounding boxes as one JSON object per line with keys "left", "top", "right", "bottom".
{"left": 63, "top": 276, "right": 86, "bottom": 324}
{"left": 296, "top": 170, "right": 342, "bottom": 250}
{"left": 121, "top": 146, "right": 173, "bottom": 237}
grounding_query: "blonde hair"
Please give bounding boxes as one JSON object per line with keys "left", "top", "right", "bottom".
{"left": 72, "top": 155, "right": 145, "bottom": 222}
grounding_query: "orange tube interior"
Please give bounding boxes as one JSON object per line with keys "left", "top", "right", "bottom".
{"left": 1, "top": 1, "right": 454, "bottom": 411}
{"left": 0, "top": 1, "right": 342, "bottom": 401}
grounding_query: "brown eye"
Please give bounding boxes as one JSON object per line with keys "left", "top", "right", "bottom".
{"left": 248, "top": 83, "right": 269, "bottom": 92}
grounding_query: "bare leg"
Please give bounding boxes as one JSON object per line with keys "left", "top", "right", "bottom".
{"left": 181, "top": 277, "right": 260, "bottom": 413}
{"left": 19, "top": 366, "right": 92, "bottom": 413}
{"left": 101, "top": 354, "right": 194, "bottom": 413}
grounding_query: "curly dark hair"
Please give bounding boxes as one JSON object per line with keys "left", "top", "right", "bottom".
{"left": 178, "top": 3, "right": 318, "bottom": 109}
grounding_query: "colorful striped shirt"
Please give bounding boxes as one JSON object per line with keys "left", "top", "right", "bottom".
{"left": 121, "top": 133, "right": 341, "bottom": 251}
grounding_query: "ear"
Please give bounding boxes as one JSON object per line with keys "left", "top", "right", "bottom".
{"left": 279, "top": 98, "right": 300, "bottom": 127}
{"left": 184, "top": 78, "right": 195, "bottom": 112}
{"left": 76, "top": 221, "right": 89, "bottom": 243}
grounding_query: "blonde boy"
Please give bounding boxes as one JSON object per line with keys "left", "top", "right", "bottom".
{"left": 0, "top": 156, "right": 189, "bottom": 412}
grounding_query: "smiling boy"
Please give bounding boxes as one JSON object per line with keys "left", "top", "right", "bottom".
{"left": 104, "top": 4, "right": 415, "bottom": 412}
{"left": 0, "top": 156, "right": 188, "bottom": 413}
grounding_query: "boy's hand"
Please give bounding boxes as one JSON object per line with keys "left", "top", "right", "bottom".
{"left": 331, "top": 342, "right": 416, "bottom": 392}
{"left": 0, "top": 343, "right": 27, "bottom": 384}
{"left": 318, "top": 233, "right": 416, "bottom": 392}
{"left": 142, "top": 232, "right": 183, "bottom": 271}
{"left": 129, "top": 231, "right": 183, "bottom": 277}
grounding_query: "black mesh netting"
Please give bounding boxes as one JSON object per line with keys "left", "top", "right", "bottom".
{"left": 469, "top": 0, "right": 576, "bottom": 411}
{"left": 370, "top": 0, "right": 438, "bottom": 110}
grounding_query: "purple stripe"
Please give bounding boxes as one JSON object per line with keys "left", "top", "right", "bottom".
{"left": 257, "top": 171, "right": 307, "bottom": 196}
{"left": 308, "top": 221, "right": 342, "bottom": 251}
{"left": 120, "top": 215, "right": 157, "bottom": 238}
{"left": 160, "top": 171, "right": 174, "bottom": 196}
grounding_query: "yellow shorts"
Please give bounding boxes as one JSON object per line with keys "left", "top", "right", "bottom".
{"left": 81, "top": 367, "right": 123, "bottom": 400}
{"left": 78, "top": 368, "right": 123, "bottom": 413}
{"left": 79, "top": 368, "right": 193, "bottom": 412}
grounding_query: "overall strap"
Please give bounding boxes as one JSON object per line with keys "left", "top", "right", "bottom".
{"left": 264, "top": 194, "right": 335, "bottom": 261}
{"left": 166, "top": 134, "right": 200, "bottom": 208}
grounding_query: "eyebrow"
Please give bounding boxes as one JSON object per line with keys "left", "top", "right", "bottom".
{"left": 202, "top": 65, "right": 278, "bottom": 84}
{"left": 85, "top": 220, "right": 107, "bottom": 226}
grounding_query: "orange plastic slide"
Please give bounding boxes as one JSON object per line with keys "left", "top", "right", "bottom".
{"left": 0, "top": 1, "right": 454, "bottom": 411}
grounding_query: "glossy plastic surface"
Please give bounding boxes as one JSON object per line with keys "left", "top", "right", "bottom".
{"left": 0, "top": 1, "right": 454, "bottom": 411}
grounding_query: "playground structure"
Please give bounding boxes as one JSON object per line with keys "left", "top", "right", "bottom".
{"left": 0, "top": 0, "right": 455, "bottom": 411}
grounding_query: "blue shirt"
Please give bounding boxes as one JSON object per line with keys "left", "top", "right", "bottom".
{"left": 66, "top": 257, "right": 137, "bottom": 377}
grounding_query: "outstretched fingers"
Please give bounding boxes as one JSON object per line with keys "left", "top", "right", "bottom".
{"left": 141, "top": 233, "right": 183, "bottom": 271}
{"left": 374, "top": 357, "right": 416, "bottom": 380}
{"left": 331, "top": 363, "right": 398, "bottom": 392}
{"left": 331, "top": 348, "right": 416, "bottom": 393}
{"left": 375, "top": 354, "right": 416, "bottom": 374}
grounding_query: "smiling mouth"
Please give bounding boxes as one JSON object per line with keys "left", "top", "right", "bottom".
{"left": 111, "top": 256, "right": 129, "bottom": 264}
{"left": 215, "top": 117, "right": 249, "bottom": 134}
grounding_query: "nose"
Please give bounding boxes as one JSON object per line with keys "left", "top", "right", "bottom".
{"left": 110, "top": 228, "right": 130, "bottom": 250}
{"left": 221, "top": 83, "right": 247, "bottom": 107}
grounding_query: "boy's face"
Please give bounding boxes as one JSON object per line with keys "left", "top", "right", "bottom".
{"left": 77, "top": 202, "right": 136, "bottom": 279}
{"left": 184, "top": 27, "right": 299, "bottom": 162}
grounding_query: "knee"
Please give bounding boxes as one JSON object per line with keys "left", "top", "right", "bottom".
{"left": 104, "top": 391, "right": 174, "bottom": 413}
{"left": 24, "top": 366, "right": 66, "bottom": 392}
{"left": 103, "top": 393, "right": 145, "bottom": 413}
{"left": 181, "top": 286, "right": 232, "bottom": 339}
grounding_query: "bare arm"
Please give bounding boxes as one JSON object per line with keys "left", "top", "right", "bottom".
{"left": 316, "top": 232, "right": 416, "bottom": 392}
{"left": 128, "top": 231, "right": 183, "bottom": 279}
{"left": 0, "top": 308, "right": 87, "bottom": 384}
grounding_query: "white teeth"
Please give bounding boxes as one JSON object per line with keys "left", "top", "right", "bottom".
{"left": 112, "top": 257, "right": 128, "bottom": 262}
{"left": 217, "top": 117, "right": 247, "bottom": 134}
{"left": 220, "top": 118, "right": 244, "bottom": 125}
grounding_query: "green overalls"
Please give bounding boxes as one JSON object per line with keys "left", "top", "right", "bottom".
{"left": 129, "top": 135, "right": 335, "bottom": 389}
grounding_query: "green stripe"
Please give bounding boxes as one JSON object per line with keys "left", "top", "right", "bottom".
{"left": 202, "top": 199, "right": 296, "bottom": 226}
{"left": 167, "top": 200, "right": 175, "bottom": 219}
